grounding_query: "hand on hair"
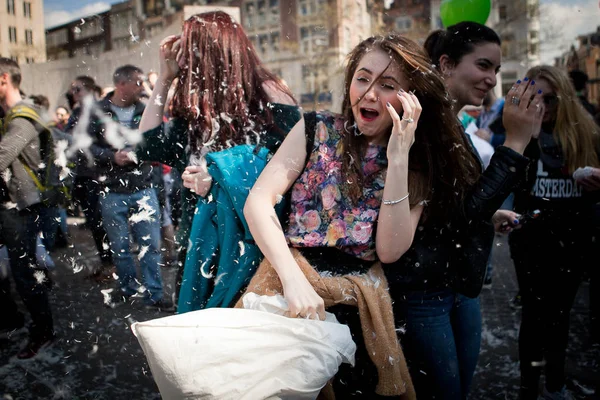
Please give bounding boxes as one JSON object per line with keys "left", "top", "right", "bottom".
{"left": 502, "top": 79, "right": 544, "bottom": 154}
{"left": 574, "top": 167, "right": 600, "bottom": 191}
{"left": 182, "top": 164, "right": 213, "bottom": 197}
{"left": 159, "top": 35, "right": 182, "bottom": 82}
{"left": 385, "top": 89, "right": 421, "bottom": 163}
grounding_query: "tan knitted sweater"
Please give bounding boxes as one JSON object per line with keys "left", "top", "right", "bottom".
{"left": 235, "top": 248, "right": 416, "bottom": 399}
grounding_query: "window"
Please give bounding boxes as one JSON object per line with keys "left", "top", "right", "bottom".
{"left": 23, "top": 1, "right": 31, "bottom": 18}
{"left": 259, "top": 34, "right": 269, "bottom": 53}
{"left": 10, "top": 55, "right": 18, "bottom": 63}
{"left": 302, "top": 65, "right": 312, "bottom": 79}
{"left": 8, "top": 26, "right": 17, "bottom": 43}
{"left": 25, "top": 29, "right": 33, "bottom": 45}
{"left": 498, "top": 5, "right": 507, "bottom": 21}
{"left": 271, "top": 32, "right": 280, "bottom": 52}
{"left": 501, "top": 34, "right": 514, "bottom": 58}
{"left": 300, "top": 26, "right": 309, "bottom": 39}
{"left": 299, "top": 25, "right": 328, "bottom": 54}
{"left": 529, "top": 30, "right": 538, "bottom": 41}
{"left": 7, "top": 0, "right": 14, "bottom": 15}
{"left": 25, "top": 57, "right": 34, "bottom": 64}
{"left": 395, "top": 16, "right": 412, "bottom": 32}
{"left": 529, "top": 42, "right": 538, "bottom": 56}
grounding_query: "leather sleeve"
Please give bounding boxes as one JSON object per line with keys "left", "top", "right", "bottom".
{"left": 463, "top": 145, "right": 530, "bottom": 223}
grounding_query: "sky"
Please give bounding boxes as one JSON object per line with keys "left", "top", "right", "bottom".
{"left": 43, "top": 0, "right": 599, "bottom": 63}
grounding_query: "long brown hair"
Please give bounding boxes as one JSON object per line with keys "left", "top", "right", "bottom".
{"left": 526, "top": 65, "right": 600, "bottom": 173}
{"left": 341, "top": 34, "right": 481, "bottom": 219}
{"left": 172, "top": 11, "right": 295, "bottom": 154}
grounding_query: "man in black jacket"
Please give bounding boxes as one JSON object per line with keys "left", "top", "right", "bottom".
{"left": 89, "top": 65, "right": 172, "bottom": 310}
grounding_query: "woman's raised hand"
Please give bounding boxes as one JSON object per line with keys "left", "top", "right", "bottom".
{"left": 283, "top": 271, "right": 326, "bottom": 321}
{"left": 502, "top": 79, "right": 545, "bottom": 153}
{"left": 159, "top": 35, "right": 182, "bottom": 82}
{"left": 385, "top": 89, "right": 421, "bottom": 163}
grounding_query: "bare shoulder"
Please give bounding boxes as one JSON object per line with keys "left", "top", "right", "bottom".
{"left": 262, "top": 80, "right": 296, "bottom": 106}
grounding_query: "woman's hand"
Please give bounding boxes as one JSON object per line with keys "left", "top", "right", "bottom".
{"left": 385, "top": 89, "right": 422, "bottom": 163}
{"left": 282, "top": 271, "right": 326, "bottom": 321}
{"left": 575, "top": 167, "right": 600, "bottom": 191}
{"left": 158, "top": 35, "right": 182, "bottom": 83}
{"left": 182, "top": 164, "right": 213, "bottom": 197}
{"left": 502, "top": 79, "right": 545, "bottom": 154}
{"left": 492, "top": 209, "right": 521, "bottom": 234}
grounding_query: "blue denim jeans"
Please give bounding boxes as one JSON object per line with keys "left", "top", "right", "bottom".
{"left": 100, "top": 188, "right": 163, "bottom": 303}
{"left": 38, "top": 206, "right": 68, "bottom": 251}
{"left": 393, "top": 289, "right": 482, "bottom": 400}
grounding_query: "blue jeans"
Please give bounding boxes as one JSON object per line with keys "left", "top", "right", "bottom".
{"left": 100, "top": 188, "right": 163, "bottom": 303}
{"left": 38, "top": 207, "right": 68, "bottom": 251}
{"left": 393, "top": 289, "right": 482, "bottom": 400}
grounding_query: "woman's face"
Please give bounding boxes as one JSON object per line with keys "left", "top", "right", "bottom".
{"left": 443, "top": 42, "right": 501, "bottom": 108}
{"left": 349, "top": 48, "right": 409, "bottom": 146}
{"left": 534, "top": 78, "right": 558, "bottom": 124}
{"left": 70, "top": 80, "right": 91, "bottom": 104}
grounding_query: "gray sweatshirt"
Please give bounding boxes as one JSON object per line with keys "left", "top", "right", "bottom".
{"left": 0, "top": 102, "right": 45, "bottom": 210}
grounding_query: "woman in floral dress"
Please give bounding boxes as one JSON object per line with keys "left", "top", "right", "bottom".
{"left": 244, "top": 33, "right": 482, "bottom": 397}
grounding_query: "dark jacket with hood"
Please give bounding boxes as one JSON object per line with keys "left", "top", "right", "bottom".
{"left": 85, "top": 93, "right": 154, "bottom": 194}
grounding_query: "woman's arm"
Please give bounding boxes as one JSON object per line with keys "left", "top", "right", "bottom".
{"left": 376, "top": 91, "right": 424, "bottom": 263}
{"left": 139, "top": 35, "right": 180, "bottom": 134}
{"left": 243, "top": 117, "right": 325, "bottom": 320}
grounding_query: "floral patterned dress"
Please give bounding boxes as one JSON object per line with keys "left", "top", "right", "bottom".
{"left": 285, "top": 111, "right": 387, "bottom": 261}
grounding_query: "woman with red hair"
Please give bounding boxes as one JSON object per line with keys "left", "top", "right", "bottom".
{"left": 137, "top": 11, "right": 298, "bottom": 306}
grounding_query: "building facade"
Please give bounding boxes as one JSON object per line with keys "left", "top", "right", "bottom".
{"left": 555, "top": 26, "right": 600, "bottom": 107}
{"left": 44, "top": 0, "right": 372, "bottom": 111}
{"left": 0, "top": 0, "right": 46, "bottom": 63}
{"left": 490, "top": 0, "right": 541, "bottom": 95}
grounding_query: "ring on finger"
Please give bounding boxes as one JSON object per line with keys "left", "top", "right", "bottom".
{"left": 511, "top": 96, "right": 520, "bottom": 105}
{"left": 402, "top": 117, "right": 414, "bottom": 123}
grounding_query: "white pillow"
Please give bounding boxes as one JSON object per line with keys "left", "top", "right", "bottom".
{"left": 131, "top": 293, "right": 356, "bottom": 400}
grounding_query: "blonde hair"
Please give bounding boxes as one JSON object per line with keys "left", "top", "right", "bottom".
{"left": 526, "top": 65, "right": 600, "bottom": 173}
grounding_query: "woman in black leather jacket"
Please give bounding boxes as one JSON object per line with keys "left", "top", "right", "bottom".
{"left": 382, "top": 22, "right": 544, "bottom": 399}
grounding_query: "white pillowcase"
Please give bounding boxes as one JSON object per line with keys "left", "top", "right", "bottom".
{"left": 132, "top": 293, "right": 356, "bottom": 400}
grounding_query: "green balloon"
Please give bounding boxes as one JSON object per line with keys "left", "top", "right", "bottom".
{"left": 440, "top": 0, "right": 491, "bottom": 27}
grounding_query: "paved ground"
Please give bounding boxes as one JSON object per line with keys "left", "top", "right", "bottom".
{"left": 0, "top": 222, "right": 598, "bottom": 399}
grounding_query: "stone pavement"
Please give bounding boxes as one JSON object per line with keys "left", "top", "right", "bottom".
{"left": 0, "top": 222, "right": 598, "bottom": 399}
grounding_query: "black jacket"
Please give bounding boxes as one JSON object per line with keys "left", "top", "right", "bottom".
{"left": 84, "top": 93, "right": 154, "bottom": 193}
{"left": 384, "top": 145, "right": 529, "bottom": 297}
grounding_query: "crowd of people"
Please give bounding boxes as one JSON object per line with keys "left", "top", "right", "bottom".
{"left": 1, "top": 10, "right": 599, "bottom": 400}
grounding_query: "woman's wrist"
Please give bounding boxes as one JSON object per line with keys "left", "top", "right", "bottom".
{"left": 503, "top": 135, "right": 529, "bottom": 155}
{"left": 157, "top": 74, "right": 175, "bottom": 86}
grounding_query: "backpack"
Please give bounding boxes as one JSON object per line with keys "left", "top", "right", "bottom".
{"left": 0, "top": 105, "right": 72, "bottom": 207}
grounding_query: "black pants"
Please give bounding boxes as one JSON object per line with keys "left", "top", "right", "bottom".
{"left": 0, "top": 206, "right": 54, "bottom": 340}
{"left": 73, "top": 177, "right": 111, "bottom": 264}
{"left": 510, "top": 225, "right": 589, "bottom": 399}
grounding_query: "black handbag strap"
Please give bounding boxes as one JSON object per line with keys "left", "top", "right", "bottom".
{"left": 302, "top": 111, "right": 317, "bottom": 171}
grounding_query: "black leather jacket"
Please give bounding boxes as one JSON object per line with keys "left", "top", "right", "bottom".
{"left": 384, "top": 145, "right": 530, "bottom": 297}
